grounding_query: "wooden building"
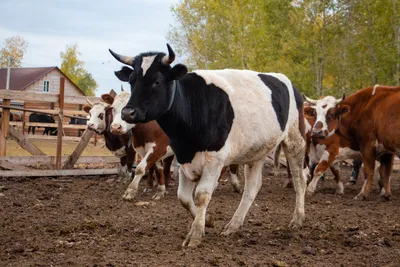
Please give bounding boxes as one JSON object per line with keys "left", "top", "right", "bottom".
{"left": 0, "top": 66, "right": 87, "bottom": 136}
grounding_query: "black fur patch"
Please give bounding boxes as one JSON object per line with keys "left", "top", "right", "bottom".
{"left": 157, "top": 73, "right": 234, "bottom": 164}
{"left": 258, "top": 74, "right": 289, "bottom": 131}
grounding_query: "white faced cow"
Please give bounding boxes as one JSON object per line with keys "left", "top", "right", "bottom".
{"left": 109, "top": 44, "right": 307, "bottom": 247}
{"left": 84, "top": 93, "right": 135, "bottom": 181}
{"left": 101, "top": 91, "right": 175, "bottom": 200}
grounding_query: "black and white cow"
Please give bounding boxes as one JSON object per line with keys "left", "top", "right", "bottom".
{"left": 109, "top": 44, "right": 307, "bottom": 247}
{"left": 28, "top": 113, "right": 57, "bottom": 135}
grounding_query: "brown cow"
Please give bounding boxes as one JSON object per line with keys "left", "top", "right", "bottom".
{"left": 102, "top": 91, "right": 175, "bottom": 201}
{"left": 304, "top": 86, "right": 400, "bottom": 200}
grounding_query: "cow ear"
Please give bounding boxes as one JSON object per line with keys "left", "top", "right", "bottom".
{"left": 101, "top": 94, "right": 114, "bottom": 105}
{"left": 114, "top": 66, "right": 133, "bottom": 82}
{"left": 337, "top": 104, "right": 350, "bottom": 117}
{"left": 83, "top": 106, "right": 91, "bottom": 113}
{"left": 169, "top": 64, "right": 188, "bottom": 81}
{"left": 304, "top": 106, "right": 316, "bottom": 117}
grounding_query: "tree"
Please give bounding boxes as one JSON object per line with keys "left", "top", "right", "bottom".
{"left": 0, "top": 36, "right": 28, "bottom": 67}
{"left": 169, "top": 0, "right": 399, "bottom": 98}
{"left": 60, "top": 44, "right": 97, "bottom": 96}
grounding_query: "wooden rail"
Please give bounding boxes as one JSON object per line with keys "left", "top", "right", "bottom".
{"left": 10, "top": 122, "right": 87, "bottom": 129}
{"left": 0, "top": 90, "right": 99, "bottom": 105}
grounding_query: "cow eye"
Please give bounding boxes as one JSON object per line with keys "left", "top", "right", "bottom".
{"left": 153, "top": 81, "right": 161, "bottom": 87}
{"left": 98, "top": 113, "right": 104, "bottom": 120}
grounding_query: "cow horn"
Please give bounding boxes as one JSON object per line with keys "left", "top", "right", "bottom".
{"left": 335, "top": 93, "right": 345, "bottom": 104}
{"left": 121, "top": 84, "right": 124, "bottom": 92}
{"left": 109, "top": 49, "right": 134, "bottom": 66}
{"left": 303, "top": 95, "right": 318, "bottom": 104}
{"left": 161, "top": 43, "right": 175, "bottom": 65}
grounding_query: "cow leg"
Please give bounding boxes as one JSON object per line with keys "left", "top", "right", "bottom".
{"left": 162, "top": 155, "right": 174, "bottom": 187}
{"left": 330, "top": 162, "right": 344, "bottom": 195}
{"left": 147, "top": 167, "right": 155, "bottom": 188}
{"left": 284, "top": 159, "right": 293, "bottom": 188}
{"left": 221, "top": 161, "right": 263, "bottom": 236}
{"left": 378, "top": 154, "right": 394, "bottom": 201}
{"left": 122, "top": 148, "right": 135, "bottom": 182}
{"left": 177, "top": 167, "right": 197, "bottom": 219}
{"left": 152, "top": 163, "right": 166, "bottom": 200}
{"left": 282, "top": 134, "right": 307, "bottom": 229}
{"left": 348, "top": 159, "right": 362, "bottom": 185}
{"left": 227, "top": 164, "right": 242, "bottom": 193}
{"left": 119, "top": 156, "right": 128, "bottom": 181}
{"left": 122, "top": 148, "right": 159, "bottom": 201}
{"left": 307, "top": 149, "right": 337, "bottom": 195}
{"left": 183, "top": 162, "right": 223, "bottom": 247}
{"left": 354, "top": 151, "right": 376, "bottom": 200}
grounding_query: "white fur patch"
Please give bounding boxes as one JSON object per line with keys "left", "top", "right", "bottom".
{"left": 313, "top": 96, "right": 337, "bottom": 133}
{"left": 110, "top": 91, "right": 136, "bottom": 134}
{"left": 141, "top": 55, "right": 157, "bottom": 76}
{"left": 86, "top": 102, "right": 109, "bottom": 133}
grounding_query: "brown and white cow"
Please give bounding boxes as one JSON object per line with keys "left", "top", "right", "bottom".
{"left": 84, "top": 92, "right": 136, "bottom": 181}
{"left": 305, "top": 85, "right": 400, "bottom": 200}
{"left": 101, "top": 91, "right": 175, "bottom": 200}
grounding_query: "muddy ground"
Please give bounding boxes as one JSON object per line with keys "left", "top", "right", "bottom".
{"left": 1, "top": 165, "right": 400, "bottom": 267}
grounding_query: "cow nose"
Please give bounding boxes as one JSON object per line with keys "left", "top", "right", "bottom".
{"left": 111, "top": 124, "right": 122, "bottom": 131}
{"left": 312, "top": 129, "right": 322, "bottom": 136}
{"left": 122, "top": 107, "right": 137, "bottom": 122}
{"left": 88, "top": 123, "right": 94, "bottom": 129}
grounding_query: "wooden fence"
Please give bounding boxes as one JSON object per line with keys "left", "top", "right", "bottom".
{"left": 0, "top": 77, "right": 119, "bottom": 177}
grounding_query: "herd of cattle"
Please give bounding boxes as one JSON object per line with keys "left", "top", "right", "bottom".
{"left": 79, "top": 44, "right": 400, "bottom": 247}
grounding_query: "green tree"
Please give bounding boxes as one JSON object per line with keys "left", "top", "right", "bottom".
{"left": 60, "top": 44, "right": 97, "bottom": 96}
{"left": 0, "top": 36, "right": 28, "bottom": 67}
{"left": 169, "top": 0, "right": 400, "bottom": 98}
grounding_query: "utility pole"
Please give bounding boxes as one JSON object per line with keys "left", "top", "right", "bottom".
{"left": 6, "top": 57, "right": 12, "bottom": 90}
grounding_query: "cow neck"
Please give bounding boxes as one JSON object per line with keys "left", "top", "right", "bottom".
{"left": 334, "top": 98, "right": 359, "bottom": 150}
{"left": 103, "top": 107, "right": 123, "bottom": 151}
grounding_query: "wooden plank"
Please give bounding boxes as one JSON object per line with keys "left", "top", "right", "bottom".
{"left": 0, "top": 156, "right": 119, "bottom": 166}
{"left": 8, "top": 124, "right": 46, "bottom": 156}
{"left": 0, "top": 160, "right": 34, "bottom": 171}
{"left": 0, "top": 90, "right": 99, "bottom": 105}
{"left": 0, "top": 106, "right": 89, "bottom": 119}
{"left": 25, "top": 135, "right": 85, "bottom": 142}
{"left": 13, "top": 122, "right": 87, "bottom": 129}
{"left": 63, "top": 129, "right": 94, "bottom": 169}
{"left": 0, "top": 168, "right": 118, "bottom": 178}
{"left": 0, "top": 99, "right": 11, "bottom": 156}
{"left": 56, "top": 77, "right": 65, "bottom": 169}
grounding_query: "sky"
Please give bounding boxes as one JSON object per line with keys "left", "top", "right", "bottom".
{"left": 0, "top": 0, "right": 182, "bottom": 96}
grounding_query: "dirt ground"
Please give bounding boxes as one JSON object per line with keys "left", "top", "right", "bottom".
{"left": 6, "top": 139, "right": 111, "bottom": 157}
{"left": 1, "top": 165, "right": 400, "bottom": 267}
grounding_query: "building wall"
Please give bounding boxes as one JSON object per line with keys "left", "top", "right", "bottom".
{"left": 24, "top": 69, "right": 84, "bottom": 96}
{"left": 23, "top": 69, "right": 86, "bottom": 137}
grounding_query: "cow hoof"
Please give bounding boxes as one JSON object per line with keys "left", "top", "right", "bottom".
{"left": 379, "top": 194, "right": 392, "bottom": 202}
{"left": 205, "top": 214, "right": 215, "bottom": 228}
{"left": 288, "top": 219, "right": 303, "bottom": 229}
{"left": 353, "top": 194, "right": 368, "bottom": 201}
{"left": 283, "top": 180, "right": 293, "bottom": 188}
{"left": 233, "top": 185, "right": 243, "bottom": 194}
{"left": 152, "top": 192, "right": 164, "bottom": 201}
{"left": 335, "top": 190, "right": 344, "bottom": 195}
{"left": 122, "top": 189, "right": 137, "bottom": 201}
{"left": 182, "top": 229, "right": 204, "bottom": 247}
{"left": 221, "top": 221, "right": 240, "bottom": 235}
{"left": 306, "top": 188, "right": 315, "bottom": 196}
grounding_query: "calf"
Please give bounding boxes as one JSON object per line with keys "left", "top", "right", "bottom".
{"left": 110, "top": 44, "right": 306, "bottom": 247}
{"left": 101, "top": 91, "right": 175, "bottom": 200}
{"left": 28, "top": 113, "right": 57, "bottom": 135}
{"left": 304, "top": 86, "right": 400, "bottom": 200}
{"left": 84, "top": 95, "right": 135, "bottom": 181}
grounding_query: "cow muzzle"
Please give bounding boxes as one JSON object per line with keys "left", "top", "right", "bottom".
{"left": 122, "top": 107, "right": 139, "bottom": 123}
{"left": 110, "top": 123, "right": 123, "bottom": 134}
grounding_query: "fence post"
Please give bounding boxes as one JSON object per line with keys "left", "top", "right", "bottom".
{"left": 55, "top": 77, "right": 65, "bottom": 169}
{"left": 0, "top": 99, "right": 10, "bottom": 156}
